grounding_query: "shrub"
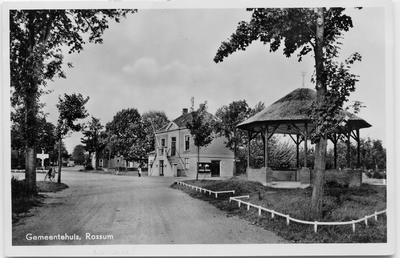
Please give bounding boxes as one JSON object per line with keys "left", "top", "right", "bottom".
{"left": 325, "top": 180, "right": 349, "bottom": 189}
{"left": 12, "top": 177, "right": 38, "bottom": 199}
{"left": 12, "top": 177, "right": 41, "bottom": 215}
{"left": 373, "top": 171, "right": 386, "bottom": 179}
{"left": 85, "top": 165, "right": 94, "bottom": 170}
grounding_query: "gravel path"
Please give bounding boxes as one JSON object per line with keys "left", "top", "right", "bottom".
{"left": 12, "top": 169, "right": 286, "bottom": 246}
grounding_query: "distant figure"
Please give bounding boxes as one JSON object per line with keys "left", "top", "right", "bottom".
{"left": 44, "top": 167, "right": 53, "bottom": 181}
{"left": 138, "top": 167, "right": 142, "bottom": 177}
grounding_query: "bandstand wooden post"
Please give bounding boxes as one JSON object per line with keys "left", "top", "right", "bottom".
{"left": 304, "top": 122, "right": 308, "bottom": 167}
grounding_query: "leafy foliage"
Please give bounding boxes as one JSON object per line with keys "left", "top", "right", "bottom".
{"left": 141, "top": 111, "right": 170, "bottom": 154}
{"left": 10, "top": 9, "right": 136, "bottom": 96}
{"left": 186, "top": 102, "right": 215, "bottom": 149}
{"left": 310, "top": 52, "right": 362, "bottom": 141}
{"left": 56, "top": 93, "right": 89, "bottom": 136}
{"left": 105, "top": 108, "right": 145, "bottom": 163}
{"left": 326, "top": 137, "right": 386, "bottom": 170}
{"left": 186, "top": 102, "right": 215, "bottom": 180}
{"left": 213, "top": 7, "right": 362, "bottom": 219}
{"left": 215, "top": 100, "right": 251, "bottom": 175}
{"left": 36, "top": 118, "right": 57, "bottom": 153}
{"left": 56, "top": 93, "right": 89, "bottom": 182}
{"left": 214, "top": 8, "right": 354, "bottom": 63}
{"left": 10, "top": 9, "right": 135, "bottom": 188}
{"left": 81, "top": 116, "right": 105, "bottom": 167}
{"left": 71, "top": 144, "right": 86, "bottom": 165}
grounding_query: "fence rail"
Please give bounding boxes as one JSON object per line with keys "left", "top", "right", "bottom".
{"left": 229, "top": 196, "right": 387, "bottom": 233}
{"left": 12, "top": 169, "right": 48, "bottom": 173}
{"left": 176, "top": 181, "right": 235, "bottom": 198}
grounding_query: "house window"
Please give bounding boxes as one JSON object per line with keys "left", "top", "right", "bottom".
{"left": 171, "top": 137, "right": 176, "bottom": 156}
{"left": 160, "top": 138, "right": 166, "bottom": 155}
{"left": 184, "top": 158, "right": 190, "bottom": 169}
{"left": 184, "top": 135, "right": 190, "bottom": 151}
{"left": 198, "top": 162, "right": 211, "bottom": 173}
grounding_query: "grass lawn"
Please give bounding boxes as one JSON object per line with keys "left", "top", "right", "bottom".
{"left": 171, "top": 178, "right": 387, "bottom": 243}
{"left": 12, "top": 177, "right": 69, "bottom": 223}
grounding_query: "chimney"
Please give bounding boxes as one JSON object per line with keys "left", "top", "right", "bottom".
{"left": 182, "top": 108, "right": 188, "bottom": 115}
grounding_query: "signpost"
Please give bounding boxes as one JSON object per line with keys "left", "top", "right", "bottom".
{"left": 37, "top": 149, "right": 49, "bottom": 167}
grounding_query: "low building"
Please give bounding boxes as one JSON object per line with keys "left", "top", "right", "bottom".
{"left": 149, "top": 108, "right": 234, "bottom": 178}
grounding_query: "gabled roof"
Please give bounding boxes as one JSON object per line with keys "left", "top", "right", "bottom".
{"left": 156, "top": 110, "right": 215, "bottom": 134}
{"left": 237, "top": 88, "right": 371, "bottom": 133}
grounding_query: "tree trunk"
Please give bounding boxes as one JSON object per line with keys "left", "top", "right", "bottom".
{"left": 311, "top": 7, "right": 327, "bottom": 220}
{"left": 24, "top": 79, "right": 38, "bottom": 191}
{"left": 233, "top": 142, "right": 237, "bottom": 177}
{"left": 108, "top": 150, "right": 111, "bottom": 172}
{"left": 196, "top": 146, "right": 200, "bottom": 180}
{"left": 57, "top": 137, "right": 62, "bottom": 183}
{"left": 25, "top": 147, "right": 36, "bottom": 190}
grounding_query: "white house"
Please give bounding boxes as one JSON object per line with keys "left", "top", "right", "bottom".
{"left": 149, "top": 108, "right": 234, "bottom": 178}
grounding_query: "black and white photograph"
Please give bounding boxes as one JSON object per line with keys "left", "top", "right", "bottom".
{"left": 1, "top": 0, "right": 397, "bottom": 256}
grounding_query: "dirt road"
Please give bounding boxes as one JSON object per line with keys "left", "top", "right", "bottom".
{"left": 12, "top": 168, "right": 286, "bottom": 245}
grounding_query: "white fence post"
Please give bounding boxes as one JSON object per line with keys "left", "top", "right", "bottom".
{"left": 176, "top": 182, "right": 386, "bottom": 234}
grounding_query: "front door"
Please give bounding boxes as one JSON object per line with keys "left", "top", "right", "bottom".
{"left": 211, "top": 160, "right": 220, "bottom": 177}
{"left": 159, "top": 160, "right": 164, "bottom": 176}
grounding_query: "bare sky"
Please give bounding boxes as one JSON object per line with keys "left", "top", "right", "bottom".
{"left": 37, "top": 6, "right": 388, "bottom": 153}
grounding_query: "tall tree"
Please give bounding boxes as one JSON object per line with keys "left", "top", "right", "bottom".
{"left": 56, "top": 93, "right": 89, "bottom": 183}
{"left": 36, "top": 118, "right": 57, "bottom": 154}
{"left": 215, "top": 100, "right": 251, "bottom": 177}
{"left": 81, "top": 116, "right": 105, "bottom": 169}
{"left": 214, "top": 8, "right": 361, "bottom": 219}
{"left": 10, "top": 9, "right": 135, "bottom": 190}
{"left": 71, "top": 144, "right": 86, "bottom": 165}
{"left": 53, "top": 141, "right": 69, "bottom": 165}
{"left": 186, "top": 102, "right": 215, "bottom": 181}
{"left": 105, "top": 108, "right": 143, "bottom": 164}
{"left": 142, "top": 110, "right": 170, "bottom": 153}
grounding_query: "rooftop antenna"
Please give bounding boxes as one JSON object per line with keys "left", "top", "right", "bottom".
{"left": 301, "top": 71, "right": 306, "bottom": 87}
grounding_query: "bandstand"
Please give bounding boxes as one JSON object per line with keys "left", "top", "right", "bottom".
{"left": 237, "top": 88, "right": 371, "bottom": 186}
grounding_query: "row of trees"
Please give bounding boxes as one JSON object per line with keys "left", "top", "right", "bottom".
{"left": 78, "top": 109, "right": 169, "bottom": 169}
{"left": 10, "top": 9, "right": 136, "bottom": 190}
{"left": 185, "top": 101, "right": 386, "bottom": 177}
{"left": 11, "top": 92, "right": 90, "bottom": 183}
{"left": 10, "top": 7, "right": 378, "bottom": 220}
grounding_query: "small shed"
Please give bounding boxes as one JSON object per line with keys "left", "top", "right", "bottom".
{"left": 237, "top": 88, "right": 372, "bottom": 172}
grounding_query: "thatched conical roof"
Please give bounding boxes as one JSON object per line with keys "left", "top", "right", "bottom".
{"left": 237, "top": 88, "right": 371, "bottom": 134}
